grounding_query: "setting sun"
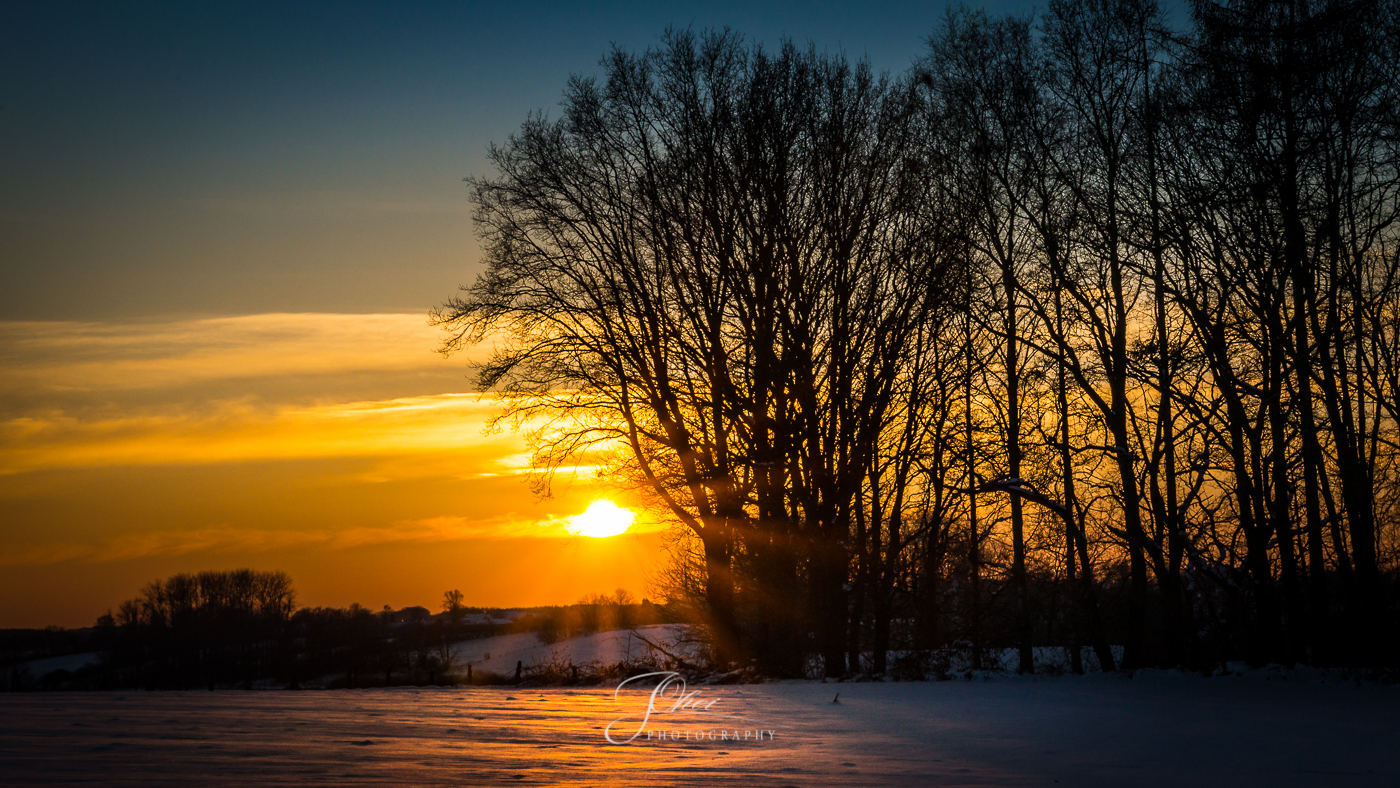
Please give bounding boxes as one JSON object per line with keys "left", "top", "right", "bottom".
{"left": 567, "top": 500, "right": 636, "bottom": 538}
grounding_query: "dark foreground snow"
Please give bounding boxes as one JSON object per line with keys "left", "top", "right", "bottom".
{"left": 0, "top": 673, "right": 1395, "bottom": 786}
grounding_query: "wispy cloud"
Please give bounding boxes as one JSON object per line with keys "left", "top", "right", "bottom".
{"left": 0, "top": 515, "right": 580, "bottom": 568}
{"left": 0, "top": 393, "right": 525, "bottom": 474}
{"left": 0, "top": 313, "right": 525, "bottom": 474}
{"left": 0, "top": 313, "right": 471, "bottom": 395}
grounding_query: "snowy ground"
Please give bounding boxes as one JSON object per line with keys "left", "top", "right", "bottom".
{"left": 15, "top": 652, "right": 101, "bottom": 676}
{"left": 449, "top": 624, "right": 699, "bottom": 674}
{"left": 458, "top": 610, "right": 526, "bottom": 626}
{"left": 1, "top": 672, "right": 1396, "bottom": 786}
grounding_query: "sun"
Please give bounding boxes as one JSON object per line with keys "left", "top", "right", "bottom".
{"left": 568, "top": 499, "right": 636, "bottom": 538}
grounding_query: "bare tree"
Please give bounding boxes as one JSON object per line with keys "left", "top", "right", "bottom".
{"left": 442, "top": 589, "right": 465, "bottom": 625}
{"left": 436, "top": 29, "right": 959, "bottom": 672}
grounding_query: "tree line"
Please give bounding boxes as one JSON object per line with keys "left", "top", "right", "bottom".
{"left": 436, "top": 0, "right": 1400, "bottom": 675}
{"left": 3, "top": 572, "right": 672, "bottom": 690}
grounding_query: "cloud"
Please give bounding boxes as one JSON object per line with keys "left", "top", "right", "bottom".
{"left": 0, "top": 313, "right": 534, "bottom": 474}
{"left": 0, "top": 515, "right": 581, "bottom": 568}
{"left": 0, "top": 393, "right": 530, "bottom": 474}
{"left": 0, "top": 313, "right": 473, "bottom": 395}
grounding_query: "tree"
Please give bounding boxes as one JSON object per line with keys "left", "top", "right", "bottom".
{"left": 436, "top": 28, "right": 960, "bottom": 673}
{"left": 442, "top": 589, "right": 465, "bottom": 625}
{"left": 441, "top": 8, "right": 1400, "bottom": 675}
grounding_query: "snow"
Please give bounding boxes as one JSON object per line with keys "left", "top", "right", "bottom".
{"left": 457, "top": 610, "right": 527, "bottom": 626}
{"left": 1, "top": 672, "right": 1395, "bottom": 786}
{"left": 838, "top": 646, "right": 1125, "bottom": 677}
{"left": 450, "top": 624, "right": 699, "bottom": 673}
{"left": 16, "top": 651, "right": 101, "bottom": 676}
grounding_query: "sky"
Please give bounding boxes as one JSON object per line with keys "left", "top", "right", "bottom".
{"left": 0, "top": 0, "right": 1032, "bottom": 628}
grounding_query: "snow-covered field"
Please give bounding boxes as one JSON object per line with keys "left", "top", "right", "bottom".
{"left": 1, "top": 672, "right": 1395, "bottom": 786}
{"left": 446, "top": 626, "right": 1114, "bottom": 679}
{"left": 450, "top": 624, "right": 699, "bottom": 674}
{"left": 458, "top": 610, "right": 526, "bottom": 626}
{"left": 15, "top": 651, "right": 101, "bottom": 676}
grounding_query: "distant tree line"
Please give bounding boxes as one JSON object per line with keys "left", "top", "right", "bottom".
{"left": 2, "top": 572, "right": 670, "bottom": 690}
{"left": 100, "top": 572, "right": 513, "bottom": 689}
{"left": 525, "top": 589, "right": 661, "bottom": 643}
{"left": 437, "top": 0, "right": 1400, "bottom": 674}
{"left": 104, "top": 569, "right": 297, "bottom": 689}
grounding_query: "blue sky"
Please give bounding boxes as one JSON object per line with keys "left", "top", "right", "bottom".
{"left": 1, "top": 0, "right": 1039, "bottom": 321}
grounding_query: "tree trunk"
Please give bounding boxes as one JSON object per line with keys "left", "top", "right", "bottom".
{"left": 1004, "top": 258, "right": 1033, "bottom": 674}
{"left": 701, "top": 524, "right": 741, "bottom": 668}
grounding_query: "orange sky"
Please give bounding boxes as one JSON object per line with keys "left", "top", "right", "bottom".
{"left": 0, "top": 313, "right": 669, "bottom": 628}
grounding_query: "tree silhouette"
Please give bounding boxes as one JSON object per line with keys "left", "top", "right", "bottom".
{"left": 442, "top": 589, "right": 465, "bottom": 625}
{"left": 443, "top": 3, "right": 1400, "bottom": 673}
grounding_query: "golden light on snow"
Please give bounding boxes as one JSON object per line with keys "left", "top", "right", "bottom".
{"left": 568, "top": 500, "right": 636, "bottom": 538}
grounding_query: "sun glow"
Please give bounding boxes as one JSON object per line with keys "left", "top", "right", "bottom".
{"left": 567, "top": 499, "right": 636, "bottom": 538}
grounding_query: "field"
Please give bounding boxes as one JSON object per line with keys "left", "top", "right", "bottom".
{"left": 1, "top": 671, "right": 1395, "bottom": 786}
